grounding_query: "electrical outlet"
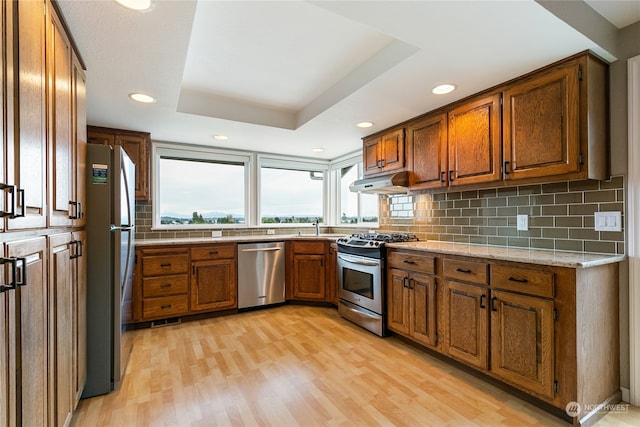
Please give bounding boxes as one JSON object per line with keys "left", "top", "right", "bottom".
{"left": 594, "top": 212, "right": 622, "bottom": 232}
{"left": 211, "top": 230, "right": 222, "bottom": 237}
{"left": 266, "top": 229, "right": 275, "bottom": 235}
{"left": 516, "top": 214, "right": 528, "bottom": 231}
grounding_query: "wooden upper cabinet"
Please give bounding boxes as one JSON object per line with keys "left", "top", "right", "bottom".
{"left": 407, "top": 113, "right": 448, "bottom": 190}
{"left": 363, "top": 128, "right": 405, "bottom": 177}
{"left": 503, "top": 53, "right": 606, "bottom": 182}
{"left": 6, "top": 0, "right": 47, "bottom": 231}
{"left": 87, "top": 126, "right": 151, "bottom": 200}
{"left": 448, "top": 93, "right": 502, "bottom": 187}
{"left": 72, "top": 56, "right": 87, "bottom": 227}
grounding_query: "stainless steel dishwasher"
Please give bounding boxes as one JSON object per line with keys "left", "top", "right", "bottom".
{"left": 237, "top": 241, "right": 285, "bottom": 309}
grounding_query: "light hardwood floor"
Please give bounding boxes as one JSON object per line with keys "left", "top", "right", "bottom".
{"left": 73, "top": 305, "right": 640, "bottom": 426}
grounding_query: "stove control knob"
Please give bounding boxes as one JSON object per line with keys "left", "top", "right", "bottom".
{"left": 374, "top": 242, "right": 380, "bottom": 246}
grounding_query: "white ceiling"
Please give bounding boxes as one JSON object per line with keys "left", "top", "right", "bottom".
{"left": 57, "top": 0, "right": 640, "bottom": 160}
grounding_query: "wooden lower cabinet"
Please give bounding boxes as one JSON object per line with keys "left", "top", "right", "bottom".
{"left": 387, "top": 249, "right": 620, "bottom": 425}
{"left": 5, "top": 238, "right": 48, "bottom": 426}
{"left": 326, "top": 243, "right": 339, "bottom": 305}
{"left": 442, "top": 280, "right": 488, "bottom": 370}
{"left": 191, "top": 258, "right": 237, "bottom": 312}
{"left": 387, "top": 251, "right": 438, "bottom": 348}
{"left": 289, "top": 241, "right": 327, "bottom": 301}
{"left": 490, "top": 289, "right": 555, "bottom": 400}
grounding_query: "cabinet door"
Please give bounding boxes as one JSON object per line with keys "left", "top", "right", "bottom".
{"left": 387, "top": 268, "right": 409, "bottom": 335}
{"left": 0, "top": 242, "right": 9, "bottom": 427}
{"left": 380, "top": 128, "right": 405, "bottom": 173}
{"left": 448, "top": 93, "right": 501, "bottom": 187}
{"left": 87, "top": 131, "right": 114, "bottom": 146}
{"left": 71, "top": 231, "right": 86, "bottom": 406}
{"left": 363, "top": 137, "right": 381, "bottom": 176}
{"left": 408, "top": 113, "right": 448, "bottom": 190}
{"left": 72, "top": 57, "right": 86, "bottom": 228}
{"left": 191, "top": 259, "right": 237, "bottom": 312}
{"left": 7, "top": 0, "right": 47, "bottom": 230}
{"left": 410, "top": 273, "right": 438, "bottom": 348}
{"left": 443, "top": 280, "right": 488, "bottom": 370}
{"left": 292, "top": 254, "right": 325, "bottom": 300}
{"left": 490, "top": 290, "right": 555, "bottom": 399}
{"left": 49, "top": 233, "right": 73, "bottom": 427}
{"left": 47, "top": 7, "right": 74, "bottom": 227}
{"left": 503, "top": 63, "right": 580, "bottom": 181}
{"left": 326, "top": 243, "right": 338, "bottom": 305}
{"left": 7, "top": 237, "right": 48, "bottom": 426}
{"left": 115, "top": 134, "right": 149, "bottom": 200}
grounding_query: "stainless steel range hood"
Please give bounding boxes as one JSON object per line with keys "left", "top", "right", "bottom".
{"left": 349, "top": 171, "right": 409, "bottom": 195}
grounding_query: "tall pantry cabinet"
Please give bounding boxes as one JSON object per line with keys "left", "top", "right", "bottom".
{"left": 0, "top": 1, "right": 87, "bottom": 426}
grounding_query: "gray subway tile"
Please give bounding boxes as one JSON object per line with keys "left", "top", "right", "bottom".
{"left": 584, "top": 240, "right": 617, "bottom": 254}
{"left": 600, "top": 176, "right": 623, "bottom": 189}
{"left": 542, "top": 205, "right": 568, "bottom": 216}
{"left": 542, "top": 182, "right": 568, "bottom": 193}
{"left": 496, "top": 207, "right": 518, "bottom": 217}
{"left": 469, "top": 235, "right": 488, "bottom": 245}
{"left": 469, "top": 217, "right": 487, "bottom": 226}
{"left": 569, "top": 204, "right": 599, "bottom": 216}
{"left": 543, "top": 228, "right": 568, "bottom": 239}
{"left": 569, "top": 228, "right": 600, "bottom": 240}
{"left": 600, "top": 231, "right": 625, "bottom": 241}
{"left": 497, "top": 187, "right": 518, "bottom": 197}
{"left": 555, "top": 192, "right": 583, "bottom": 204}
{"left": 447, "top": 192, "right": 462, "bottom": 200}
{"left": 530, "top": 216, "right": 554, "bottom": 227}
{"left": 555, "top": 217, "right": 583, "bottom": 227}
{"left": 462, "top": 190, "right": 479, "bottom": 199}
{"left": 454, "top": 199, "right": 470, "bottom": 208}
{"left": 488, "top": 197, "right": 507, "bottom": 207}
{"left": 488, "top": 236, "right": 508, "bottom": 246}
{"left": 531, "top": 239, "right": 554, "bottom": 250}
{"left": 507, "top": 196, "right": 530, "bottom": 206}
{"left": 555, "top": 239, "right": 583, "bottom": 252}
{"left": 584, "top": 190, "right": 617, "bottom": 203}
{"left": 518, "top": 184, "right": 542, "bottom": 195}
{"left": 507, "top": 237, "right": 530, "bottom": 248}
{"left": 531, "top": 194, "right": 555, "bottom": 205}
{"left": 569, "top": 180, "right": 599, "bottom": 192}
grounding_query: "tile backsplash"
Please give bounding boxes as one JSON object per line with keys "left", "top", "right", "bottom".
{"left": 379, "top": 176, "right": 625, "bottom": 254}
{"left": 136, "top": 176, "right": 625, "bottom": 255}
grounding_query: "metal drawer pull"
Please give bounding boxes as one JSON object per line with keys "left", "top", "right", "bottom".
{"left": 456, "top": 268, "right": 472, "bottom": 273}
{"left": 160, "top": 263, "right": 171, "bottom": 267}
{"left": 209, "top": 251, "right": 218, "bottom": 255}
{"left": 160, "top": 283, "right": 171, "bottom": 289}
{"left": 161, "top": 304, "right": 172, "bottom": 309}
{"left": 480, "top": 294, "right": 486, "bottom": 309}
{"left": 403, "top": 259, "right": 416, "bottom": 265}
{"left": 508, "top": 276, "right": 528, "bottom": 283}
{"left": 491, "top": 296, "right": 498, "bottom": 312}
{"left": 0, "top": 258, "right": 20, "bottom": 292}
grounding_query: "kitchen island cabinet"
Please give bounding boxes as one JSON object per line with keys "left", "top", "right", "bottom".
{"left": 385, "top": 242, "right": 621, "bottom": 426}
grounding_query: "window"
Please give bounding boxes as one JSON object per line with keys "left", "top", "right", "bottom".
{"left": 154, "top": 145, "right": 250, "bottom": 227}
{"left": 260, "top": 166, "right": 324, "bottom": 224}
{"left": 337, "top": 161, "right": 379, "bottom": 225}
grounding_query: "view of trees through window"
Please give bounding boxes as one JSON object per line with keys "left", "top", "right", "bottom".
{"left": 261, "top": 167, "right": 324, "bottom": 224}
{"left": 158, "top": 157, "right": 246, "bottom": 225}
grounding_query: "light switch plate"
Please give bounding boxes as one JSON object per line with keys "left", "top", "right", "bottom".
{"left": 266, "top": 229, "right": 275, "bottom": 235}
{"left": 517, "top": 214, "right": 528, "bottom": 231}
{"left": 594, "top": 211, "right": 622, "bottom": 232}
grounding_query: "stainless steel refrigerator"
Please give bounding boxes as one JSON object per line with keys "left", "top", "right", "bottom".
{"left": 83, "top": 144, "right": 135, "bottom": 398}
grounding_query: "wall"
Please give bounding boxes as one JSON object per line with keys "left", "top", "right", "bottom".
{"left": 379, "top": 177, "right": 625, "bottom": 254}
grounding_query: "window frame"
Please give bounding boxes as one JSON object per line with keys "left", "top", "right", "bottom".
{"left": 152, "top": 143, "right": 254, "bottom": 229}
{"left": 330, "top": 153, "right": 380, "bottom": 228}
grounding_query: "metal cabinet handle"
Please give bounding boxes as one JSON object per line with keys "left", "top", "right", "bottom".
{"left": 70, "top": 240, "right": 83, "bottom": 259}
{"left": 440, "top": 171, "right": 446, "bottom": 182}
{"left": 480, "top": 294, "right": 486, "bottom": 309}
{"left": 0, "top": 185, "right": 24, "bottom": 218}
{"left": 160, "top": 263, "right": 171, "bottom": 267}
{"left": 0, "top": 257, "right": 21, "bottom": 292}
{"left": 209, "top": 251, "right": 218, "bottom": 255}
{"left": 508, "top": 276, "right": 528, "bottom": 283}
{"left": 403, "top": 259, "right": 417, "bottom": 265}
{"left": 491, "top": 296, "right": 498, "bottom": 312}
{"left": 456, "top": 268, "right": 472, "bottom": 274}
{"left": 160, "top": 283, "right": 172, "bottom": 289}
{"left": 161, "top": 304, "right": 172, "bottom": 309}
{"left": 504, "top": 161, "right": 510, "bottom": 175}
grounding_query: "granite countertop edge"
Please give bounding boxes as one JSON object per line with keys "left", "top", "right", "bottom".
{"left": 135, "top": 234, "right": 347, "bottom": 247}
{"left": 385, "top": 241, "right": 626, "bottom": 268}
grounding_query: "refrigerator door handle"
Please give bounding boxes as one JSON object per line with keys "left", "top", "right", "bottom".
{"left": 110, "top": 224, "right": 135, "bottom": 232}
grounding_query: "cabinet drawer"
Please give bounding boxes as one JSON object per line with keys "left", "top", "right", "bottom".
{"left": 292, "top": 241, "right": 325, "bottom": 254}
{"left": 142, "top": 275, "right": 188, "bottom": 298}
{"left": 387, "top": 251, "right": 436, "bottom": 275}
{"left": 443, "top": 258, "right": 488, "bottom": 285}
{"left": 142, "top": 295, "right": 189, "bottom": 319}
{"left": 142, "top": 254, "right": 189, "bottom": 276}
{"left": 490, "top": 265, "right": 555, "bottom": 298}
{"left": 191, "top": 245, "right": 236, "bottom": 261}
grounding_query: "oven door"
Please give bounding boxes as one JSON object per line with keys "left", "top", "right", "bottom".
{"left": 337, "top": 252, "right": 383, "bottom": 315}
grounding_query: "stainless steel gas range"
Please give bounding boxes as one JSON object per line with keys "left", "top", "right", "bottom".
{"left": 336, "top": 233, "right": 418, "bottom": 336}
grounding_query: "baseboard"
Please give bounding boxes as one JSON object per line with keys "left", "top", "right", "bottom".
{"left": 621, "top": 386, "right": 630, "bottom": 403}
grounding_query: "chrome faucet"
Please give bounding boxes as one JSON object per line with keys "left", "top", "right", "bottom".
{"left": 312, "top": 220, "right": 320, "bottom": 236}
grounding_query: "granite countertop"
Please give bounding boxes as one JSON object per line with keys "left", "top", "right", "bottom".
{"left": 135, "top": 233, "right": 347, "bottom": 247}
{"left": 385, "top": 241, "right": 626, "bottom": 268}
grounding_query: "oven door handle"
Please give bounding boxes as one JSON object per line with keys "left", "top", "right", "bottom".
{"left": 337, "top": 253, "right": 380, "bottom": 267}
{"left": 340, "top": 300, "right": 381, "bottom": 320}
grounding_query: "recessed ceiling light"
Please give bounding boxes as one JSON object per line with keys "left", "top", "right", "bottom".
{"left": 356, "top": 121, "right": 374, "bottom": 128}
{"left": 128, "top": 93, "right": 156, "bottom": 103}
{"left": 432, "top": 84, "right": 456, "bottom": 95}
{"left": 312, "top": 148, "right": 325, "bottom": 153}
{"left": 213, "top": 135, "right": 229, "bottom": 140}
{"left": 115, "top": 0, "right": 153, "bottom": 11}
